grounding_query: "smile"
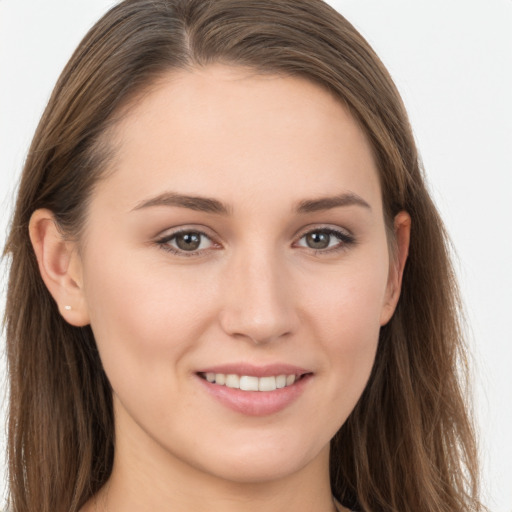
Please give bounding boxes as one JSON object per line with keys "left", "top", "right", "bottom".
{"left": 196, "top": 365, "right": 312, "bottom": 415}
{"left": 199, "top": 372, "right": 299, "bottom": 391}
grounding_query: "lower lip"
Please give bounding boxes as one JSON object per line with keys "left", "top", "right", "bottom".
{"left": 197, "top": 374, "right": 312, "bottom": 416}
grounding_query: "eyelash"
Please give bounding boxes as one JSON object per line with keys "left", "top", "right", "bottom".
{"left": 155, "top": 226, "right": 356, "bottom": 257}
{"left": 156, "top": 228, "right": 216, "bottom": 257}
{"left": 295, "top": 227, "right": 356, "bottom": 255}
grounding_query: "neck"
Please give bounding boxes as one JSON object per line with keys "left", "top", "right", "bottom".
{"left": 98, "top": 449, "right": 335, "bottom": 512}
{"left": 87, "top": 423, "right": 335, "bottom": 512}
{"left": 82, "top": 395, "right": 340, "bottom": 512}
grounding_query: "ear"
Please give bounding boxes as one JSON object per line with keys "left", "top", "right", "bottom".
{"left": 380, "top": 211, "right": 411, "bottom": 326}
{"left": 29, "top": 209, "right": 90, "bottom": 327}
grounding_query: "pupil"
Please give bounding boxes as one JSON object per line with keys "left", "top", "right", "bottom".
{"left": 306, "top": 232, "right": 330, "bottom": 249}
{"left": 176, "top": 232, "right": 201, "bottom": 251}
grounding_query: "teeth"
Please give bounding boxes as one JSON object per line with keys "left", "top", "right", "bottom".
{"left": 225, "top": 374, "right": 240, "bottom": 388}
{"left": 240, "top": 376, "right": 259, "bottom": 391}
{"left": 259, "top": 376, "right": 276, "bottom": 391}
{"left": 286, "top": 374, "right": 296, "bottom": 386}
{"left": 202, "top": 372, "right": 300, "bottom": 391}
{"left": 276, "top": 375, "right": 286, "bottom": 389}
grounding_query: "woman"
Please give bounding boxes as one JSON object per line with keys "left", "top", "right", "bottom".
{"left": 3, "top": 1, "right": 483, "bottom": 511}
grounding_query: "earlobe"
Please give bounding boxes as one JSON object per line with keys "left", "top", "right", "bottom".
{"left": 380, "top": 211, "right": 411, "bottom": 326}
{"left": 29, "top": 209, "right": 90, "bottom": 327}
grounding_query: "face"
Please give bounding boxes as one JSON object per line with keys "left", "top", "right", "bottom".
{"left": 73, "top": 65, "right": 403, "bottom": 486}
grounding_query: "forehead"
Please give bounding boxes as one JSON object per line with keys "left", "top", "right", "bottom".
{"left": 95, "top": 64, "right": 382, "bottom": 214}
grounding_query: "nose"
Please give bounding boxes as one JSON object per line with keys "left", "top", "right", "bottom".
{"left": 218, "top": 249, "right": 297, "bottom": 345}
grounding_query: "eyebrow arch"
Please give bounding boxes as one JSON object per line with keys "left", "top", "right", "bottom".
{"left": 132, "top": 191, "right": 370, "bottom": 215}
{"left": 296, "top": 192, "right": 371, "bottom": 213}
{"left": 132, "top": 192, "right": 231, "bottom": 215}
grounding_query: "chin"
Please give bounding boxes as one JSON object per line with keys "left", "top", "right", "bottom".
{"left": 182, "top": 431, "right": 330, "bottom": 485}
{"left": 197, "top": 455, "right": 315, "bottom": 485}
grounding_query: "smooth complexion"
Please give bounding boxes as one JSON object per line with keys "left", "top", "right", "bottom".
{"left": 30, "top": 65, "right": 410, "bottom": 512}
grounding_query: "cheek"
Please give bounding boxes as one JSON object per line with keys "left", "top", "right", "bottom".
{"left": 299, "top": 256, "right": 389, "bottom": 414}
{"left": 302, "top": 252, "right": 389, "bottom": 344}
{"left": 81, "top": 242, "right": 217, "bottom": 390}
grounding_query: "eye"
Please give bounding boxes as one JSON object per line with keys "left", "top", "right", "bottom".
{"left": 157, "top": 229, "right": 215, "bottom": 255}
{"left": 296, "top": 228, "right": 354, "bottom": 252}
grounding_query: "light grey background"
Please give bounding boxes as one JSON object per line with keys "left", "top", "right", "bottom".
{"left": 1, "top": 1, "right": 511, "bottom": 510}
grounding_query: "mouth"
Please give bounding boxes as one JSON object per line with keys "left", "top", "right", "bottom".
{"left": 198, "top": 372, "right": 308, "bottom": 392}
{"left": 196, "top": 364, "right": 313, "bottom": 416}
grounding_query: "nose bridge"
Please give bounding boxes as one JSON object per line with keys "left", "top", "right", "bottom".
{"left": 219, "top": 244, "right": 296, "bottom": 344}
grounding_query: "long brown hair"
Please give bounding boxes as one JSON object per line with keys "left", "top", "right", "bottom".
{"left": 3, "top": 1, "right": 482, "bottom": 511}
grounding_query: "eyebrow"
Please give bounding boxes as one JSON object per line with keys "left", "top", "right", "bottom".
{"left": 295, "top": 192, "right": 371, "bottom": 213}
{"left": 132, "top": 192, "right": 231, "bottom": 215}
{"left": 132, "top": 191, "right": 371, "bottom": 215}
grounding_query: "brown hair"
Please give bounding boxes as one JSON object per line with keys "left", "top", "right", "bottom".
{"left": 3, "top": 1, "right": 482, "bottom": 511}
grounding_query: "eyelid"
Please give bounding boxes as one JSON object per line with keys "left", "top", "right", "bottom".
{"left": 294, "top": 223, "right": 354, "bottom": 239}
{"left": 293, "top": 225, "right": 356, "bottom": 253}
{"left": 155, "top": 225, "right": 221, "bottom": 257}
{"left": 153, "top": 223, "right": 356, "bottom": 257}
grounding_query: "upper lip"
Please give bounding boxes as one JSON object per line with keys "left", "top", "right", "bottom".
{"left": 196, "top": 363, "right": 311, "bottom": 378}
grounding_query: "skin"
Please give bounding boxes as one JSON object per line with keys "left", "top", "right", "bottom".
{"left": 30, "top": 65, "right": 410, "bottom": 512}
